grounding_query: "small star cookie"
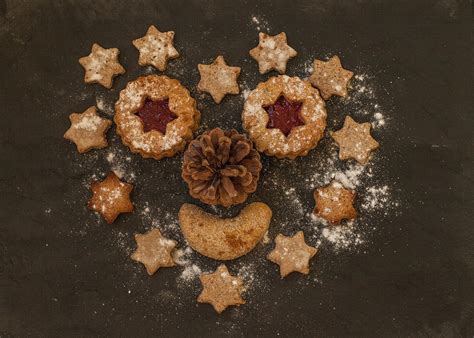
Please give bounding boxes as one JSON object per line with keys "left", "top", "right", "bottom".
{"left": 88, "top": 172, "right": 133, "bottom": 224}
{"left": 79, "top": 43, "right": 125, "bottom": 89}
{"left": 309, "top": 55, "right": 353, "bottom": 100}
{"left": 197, "top": 56, "right": 241, "bottom": 103}
{"left": 313, "top": 180, "right": 357, "bottom": 224}
{"left": 64, "top": 106, "right": 112, "bottom": 153}
{"left": 132, "top": 25, "right": 179, "bottom": 71}
{"left": 198, "top": 264, "right": 245, "bottom": 314}
{"left": 331, "top": 116, "right": 379, "bottom": 164}
{"left": 267, "top": 231, "right": 318, "bottom": 278}
{"left": 131, "top": 228, "right": 176, "bottom": 275}
{"left": 249, "top": 32, "right": 297, "bottom": 74}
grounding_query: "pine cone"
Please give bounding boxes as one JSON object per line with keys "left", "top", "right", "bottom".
{"left": 182, "top": 128, "right": 262, "bottom": 207}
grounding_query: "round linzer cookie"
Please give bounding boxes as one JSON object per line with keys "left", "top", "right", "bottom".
{"left": 178, "top": 202, "right": 272, "bottom": 260}
{"left": 182, "top": 128, "right": 262, "bottom": 207}
{"left": 114, "top": 75, "right": 200, "bottom": 160}
{"left": 242, "top": 75, "right": 327, "bottom": 159}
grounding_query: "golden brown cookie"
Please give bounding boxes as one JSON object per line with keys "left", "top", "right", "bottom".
{"left": 331, "top": 116, "right": 379, "bottom": 165}
{"left": 198, "top": 264, "right": 245, "bottom": 314}
{"left": 197, "top": 56, "right": 241, "bottom": 103}
{"left": 249, "top": 32, "right": 297, "bottom": 74}
{"left": 242, "top": 75, "right": 327, "bottom": 159}
{"left": 182, "top": 128, "right": 262, "bottom": 207}
{"left": 64, "top": 106, "right": 112, "bottom": 153}
{"left": 178, "top": 202, "right": 272, "bottom": 260}
{"left": 132, "top": 25, "right": 179, "bottom": 71}
{"left": 313, "top": 180, "right": 357, "bottom": 224}
{"left": 309, "top": 55, "right": 353, "bottom": 100}
{"left": 114, "top": 75, "right": 200, "bottom": 160}
{"left": 131, "top": 228, "right": 176, "bottom": 275}
{"left": 267, "top": 231, "right": 318, "bottom": 278}
{"left": 79, "top": 43, "right": 125, "bottom": 89}
{"left": 88, "top": 172, "right": 133, "bottom": 224}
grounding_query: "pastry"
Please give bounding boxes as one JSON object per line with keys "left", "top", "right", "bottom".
{"left": 178, "top": 202, "right": 272, "bottom": 260}
{"left": 79, "top": 43, "right": 125, "bottom": 89}
{"left": 249, "top": 32, "right": 297, "bottom": 74}
{"left": 182, "top": 128, "right": 262, "bottom": 206}
{"left": 309, "top": 55, "right": 353, "bottom": 100}
{"left": 242, "top": 75, "right": 327, "bottom": 159}
{"left": 197, "top": 55, "right": 241, "bottom": 103}
{"left": 313, "top": 180, "right": 357, "bottom": 224}
{"left": 64, "top": 106, "right": 112, "bottom": 153}
{"left": 114, "top": 75, "right": 200, "bottom": 160}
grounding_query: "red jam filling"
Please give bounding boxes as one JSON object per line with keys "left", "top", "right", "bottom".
{"left": 264, "top": 96, "right": 304, "bottom": 136}
{"left": 136, "top": 98, "right": 177, "bottom": 134}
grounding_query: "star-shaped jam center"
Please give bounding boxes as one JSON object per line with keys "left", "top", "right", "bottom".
{"left": 264, "top": 96, "right": 304, "bottom": 136}
{"left": 136, "top": 98, "right": 177, "bottom": 134}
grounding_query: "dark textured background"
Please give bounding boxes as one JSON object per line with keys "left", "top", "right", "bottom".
{"left": 0, "top": 0, "right": 473, "bottom": 336}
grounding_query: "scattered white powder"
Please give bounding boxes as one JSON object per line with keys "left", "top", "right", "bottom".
{"left": 372, "top": 112, "right": 386, "bottom": 129}
{"left": 250, "top": 15, "right": 269, "bottom": 32}
{"left": 321, "top": 222, "right": 364, "bottom": 251}
{"left": 242, "top": 89, "right": 251, "bottom": 100}
{"left": 96, "top": 95, "right": 114, "bottom": 116}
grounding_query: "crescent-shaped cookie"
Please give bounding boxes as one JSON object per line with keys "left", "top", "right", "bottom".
{"left": 178, "top": 202, "right": 272, "bottom": 260}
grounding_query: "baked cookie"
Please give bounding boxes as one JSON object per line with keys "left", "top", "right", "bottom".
{"left": 88, "top": 172, "right": 133, "bottom": 224}
{"left": 182, "top": 128, "right": 262, "bottom": 207}
{"left": 178, "top": 202, "right": 272, "bottom": 260}
{"left": 242, "top": 75, "right": 327, "bottom": 159}
{"left": 331, "top": 116, "right": 379, "bottom": 165}
{"left": 114, "top": 75, "right": 200, "bottom": 160}
{"left": 197, "top": 56, "right": 241, "bottom": 103}
{"left": 198, "top": 264, "right": 245, "bottom": 314}
{"left": 64, "top": 106, "right": 111, "bottom": 153}
{"left": 79, "top": 43, "right": 125, "bottom": 89}
{"left": 267, "top": 231, "right": 318, "bottom": 278}
{"left": 313, "top": 180, "right": 357, "bottom": 224}
{"left": 131, "top": 228, "right": 176, "bottom": 275}
{"left": 249, "top": 32, "right": 297, "bottom": 74}
{"left": 309, "top": 55, "right": 353, "bottom": 100}
{"left": 132, "top": 25, "right": 179, "bottom": 71}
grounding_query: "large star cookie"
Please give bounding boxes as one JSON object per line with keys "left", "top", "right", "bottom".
{"left": 313, "top": 180, "right": 357, "bottom": 224}
{"left": 198, "top": 264, "right": 245, "bottom": 314}
{"left": 64, "top": 106, "right": 112, "bottom": 153}
{"left": 249, "top": 32, "right": 297, "bottom": 74}
{"left": 267, "top": 231, "right": 318, "bottom": 278}
{"left": 132, "top": 25, "right": 179, "bottom": 71}
{"left": 131, "top": 228, "right": 176, "bottom": 275}
{"left": 331, "top": 116, "right": 379, "bottom": 164}
{"left": 88, "top": 172, "right": 133, "bottom": 224}
{"left": 197, "top": 56, "right": 241, "bottom": 103}
{"left": 79, "top": 43, "right": 125, "bottom": 89}
{"left": 309, "top": 55, "right": 353, "bottom": 100}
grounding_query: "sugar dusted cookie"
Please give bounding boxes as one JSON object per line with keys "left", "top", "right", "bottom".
{"left": 331, "top": 116, "right": 379, "bottom": 165}
{"left": 88, "top": 172, "right": 133, "bottom": 224}
{"left": 249, "top": 32, "right": 297, "bottom": 74}
{"left": 197, "top": 56, "right": 241, "bottom": 103}
{"left": 79, "top": 43, "right": 125, "bottom": 89}
{"left": 131, "top": 228, "right": 176, "bottom": 275}
{"left": 64, "top": 106, "right": 111, "bottom": 153}
{"left": 198, "top": 264, "right": 245, "bottom": 314}
{"left": 313, "top": 180, "right": 357, "bottom": 224}
{"left": 132, "top": 25, "right": 179, "bottom": 71}
{"left": 178, "top": 202, "right": 272, "bottom": 260}
{"left": 309, "top": 55, "right": 353, "bottom": 100}
{"left": 267, "top": 231, "right": 318, "bottom": 278}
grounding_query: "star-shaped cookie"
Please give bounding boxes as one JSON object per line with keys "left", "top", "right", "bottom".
{"left": 79, "top": 43, "right": 125, "bottom": 89}
{"left": 88, "top": 172, "right": 133, "bottom": 224}
{"left": 131, "top": 228, "right": 177, "bottom": 275}
{"left": 249, "top": 32, "right": 297, "bottom": 74}
{"left": 331, "top": 116, "right": 379, "bottom": 164}
{"left": 313, "top": 180, "right": 357, "bottom": 224}
{"left": 267, "top": 231, "right": 318, "bottom": 278}
{"left": 309, "top": 55, "right": 354, "bottom": 100}
{"left": 64, "top": 106, "right": 112, "bottom": 153}
{"left": 132, "top": 25, "right": 179, "bottom": 71}
{"left": 197, "top": 55, "right": 241, "bottom": 103}
{"left": 197, "top": 264, "right": 245, "bottom": 314}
